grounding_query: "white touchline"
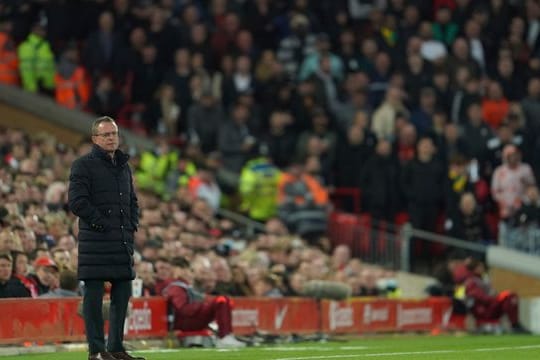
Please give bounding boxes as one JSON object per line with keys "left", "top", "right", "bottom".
{"left": 271, "top": 345, "right": 540, "bottom": 360}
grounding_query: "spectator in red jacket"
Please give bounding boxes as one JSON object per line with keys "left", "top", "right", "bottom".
{"left": 464, "top": 259, "right": 525, "bottom": 332}
{"left": 162, "top": 257, "right": 245, "bottom": 348}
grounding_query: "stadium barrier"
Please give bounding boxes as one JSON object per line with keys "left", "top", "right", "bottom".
{"left": 0, "top": 297, "right": 452, "bottom": 345}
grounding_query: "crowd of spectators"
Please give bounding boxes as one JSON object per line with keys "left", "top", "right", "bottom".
{"left": 1, "top": 0, "right": 540, "bottom": 292}
{"left": 0, "top": 128, "right": 396, "bottom": 299}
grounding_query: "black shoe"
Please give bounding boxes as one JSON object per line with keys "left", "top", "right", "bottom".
{"left": 89, "top": 352, "right": 116, "bottom": 360}
{"left": 110, "top": 351, "right": 146, "bottom": 360}
{"left": 511, "top": 324, "right": 531, "bottom": 334}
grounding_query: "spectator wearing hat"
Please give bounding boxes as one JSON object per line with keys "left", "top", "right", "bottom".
{"left": 27, "top": 255, "right": 59, "bottom": 296}
{"left": 40, "top": 269, "right": 79, "bottom": 298}
{"left": 0, "top": 252, "right": 31, "bottom": 298}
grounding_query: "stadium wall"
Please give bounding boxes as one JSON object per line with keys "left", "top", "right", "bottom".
{"left": 0, "top": 297, "right": 452, "bottom": 345}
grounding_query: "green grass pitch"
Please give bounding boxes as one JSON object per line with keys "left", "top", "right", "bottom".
{"left": 2, "top": 334, "right": 540, "bottom": 359}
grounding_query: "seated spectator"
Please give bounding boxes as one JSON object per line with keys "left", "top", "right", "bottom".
{"left": 40, "top": 269, "right": 79, "bottom": 298}
{"left": 253, "top": 273, "right": 283, "bottom": 298}
{"left": 464, "top": 259, "right": 526, "bottom": 333}
{"left": 136, "top": 261, "right": 156, "bottom": 297}
{"left": 27, "top": 256, "right": 59, "bottom": 296}
{"left": 162, "top": 257, "right": 245, "bottom": 348}
{"left": 0, "top": 252, "right": 31, "bottom": 298}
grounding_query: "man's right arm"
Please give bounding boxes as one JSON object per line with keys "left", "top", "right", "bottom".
{"left": 68, "top": 159, "right": 108, "bottom": 231}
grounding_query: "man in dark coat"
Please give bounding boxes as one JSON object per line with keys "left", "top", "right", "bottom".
{"left": 68, "top": 117, "right": 144, "bottom": 360}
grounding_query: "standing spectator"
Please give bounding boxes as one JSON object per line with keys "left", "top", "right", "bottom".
{"left": 17, "top": 18, "right": 55, "bottom": 94}
{"left": 492, "top": 145, "right": 536, "bottom": 242}
{"left": 264, "top": 111, "right": 298, "bottom": 168}
{"left": 277, "top": 14, "right": 317, "bottom": 78}
{"left": 461, "top": 102, "right": 492, "bottom": 170}
{"left": 68, "top": 117, "right": 143, "bottom": 360}
{"left": 143, "top": 83, "right": 180, "bottom": 136}
{"left": 54, "top": 46, "right": 90, "bottom": 110}
{"left": 335, "top": 124, "right": 376, "bottom": 189}
{"left": 401, "top": 136, "right": 445, "bottom": 255}
{"left": 218, "top": 102, "right": 257, "bottom": 173}
{"left": 164, "top": 48, "right": 192, "bottom": 123}
{"left": 361, "top": 139, "right": 400, "bottom": 221}
{"left": 131, "top": 44, "right": 163, "bottom": 106}
{"left": 83, "top": 11, "right": 125, "bottom": 81}
{"left": 432, "top": 6, "right": 459, "bottom": 47}
{"left": 371, "top": 86, "right": 409, "bottom": 141}
{"left": 521, "top": 77, "right": 540, "bottom": 133}
{"left": 88, "top": 75, "right": 124, "bottom": 118}
{"left": 299, "top": 33, "right": 344, "bottom": 82}
{"left": 410, "top": 87, "right": 437, "bottom": 136}
{"left": 0, "top": 19, "right": 19, "bottom": 86}
{"left": 187, "top": 90, "right": 224, "bottom": 154}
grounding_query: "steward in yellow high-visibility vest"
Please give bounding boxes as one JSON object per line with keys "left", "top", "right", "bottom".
{"left": 17, "top": 21, "right": 55, "bottom": 93}
{"left": 239, "top": 157, "right": 281, "bottom": 221}
{"left": 135, "top": 147, "right": 178, "bottom": 197}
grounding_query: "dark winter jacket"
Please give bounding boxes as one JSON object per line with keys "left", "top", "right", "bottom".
{"left": 68, "top": 145, "right": 139, "bottom": 281}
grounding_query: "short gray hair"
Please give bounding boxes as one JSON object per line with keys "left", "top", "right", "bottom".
{"left": 91, "top": 116, "right": 116, "bottom": 135}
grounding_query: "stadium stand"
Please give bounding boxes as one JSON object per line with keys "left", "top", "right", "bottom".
{"left": 1, "top": 0, "right": 540, "bottom": 345}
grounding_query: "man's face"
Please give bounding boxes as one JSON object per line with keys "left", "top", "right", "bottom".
{"left": 0, "top": 259, "right": 11, "bottom": 282}
{"left": 137, "top": 262, "right": 156, "bottom": 286}
{"left": 155, "top": 261, "right": 172, "bottom": 281}
{"left": 53, "top": 250, "right": 71, "bottom": 268}
{"left": 36, "top": 266, "right": 57, "bottom": 286}
{"left": 92, "top": 121, "right": 119, "bottom": 153}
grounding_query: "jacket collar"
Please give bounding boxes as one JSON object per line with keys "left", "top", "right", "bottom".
{"left": 91, "top": 144, "right": 129, "bottom": 166}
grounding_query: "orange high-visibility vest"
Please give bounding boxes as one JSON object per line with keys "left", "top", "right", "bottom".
{"left": 277, "top": 173, "right": 329, "bottom": 206}
{"left": 54, "top": 67, "right": 90, "bottom": 109}
{"left": 0, "top": 32, "right": 19, "bottom": 86}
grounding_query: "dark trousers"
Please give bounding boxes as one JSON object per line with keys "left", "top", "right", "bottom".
{"left": 83, "top": 280, "right": 132, "bottom": 354}
{"left": 177, "top": 296, "right": 233, "bottom": 338}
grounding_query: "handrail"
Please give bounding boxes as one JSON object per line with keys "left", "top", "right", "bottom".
{"left": 399, "top": 223, "right": 488, "bottom": 272}
{"left": 216, "top": 208, "right": 266, "bottom": 236}
{"left": 409, "top": 226, "right": 488, "bottom": 253}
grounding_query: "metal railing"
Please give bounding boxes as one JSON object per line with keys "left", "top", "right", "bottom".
{"left": 216, "top": 208, "right": 266, "bottom": 237}
{"left": 400, "top": 224, "right": 488, "bottom": 272}
{"left": 328, "top": 213, "right": 489, "bottom": 273}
